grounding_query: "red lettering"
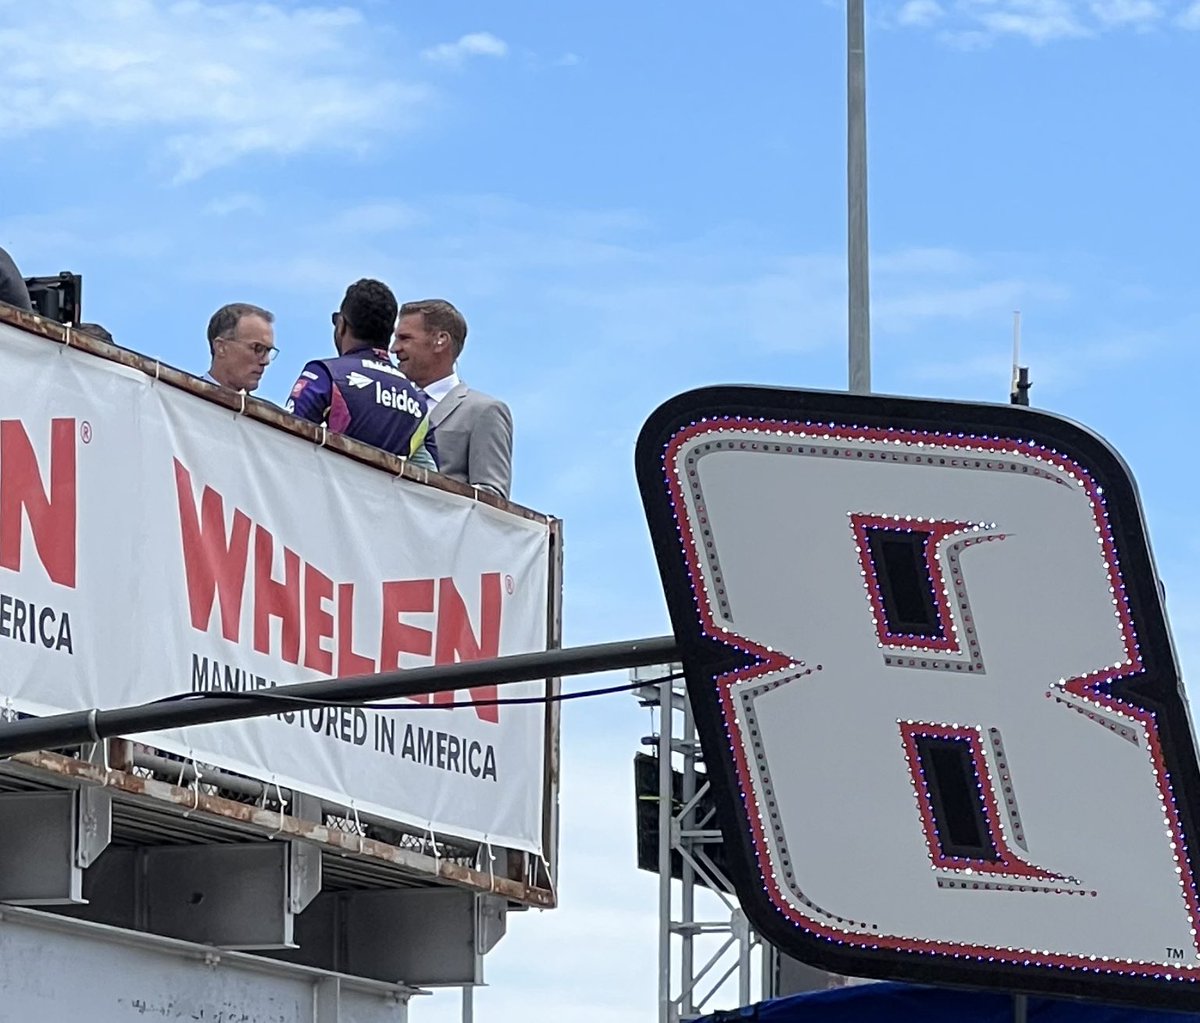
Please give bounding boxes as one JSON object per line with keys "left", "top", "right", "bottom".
{"left": 380, "top": 578, "right": 435, "bottom": 705}
{"left": 173, "top": 459, "right": 250, "bottom": 640}
{"left": 253, "top": 526, "right": 301, "bottom": 663}
{"left": 337, "top": 582, "right": 376, "bottom": 677}
{"left": 0, "top": 419, "right": 76, "bottom": 588}
{"left": 303, "top": 563, "right": 335, "bottom": 674}
{"left": 434, "top": 573, "right": 502, "bottom": 723}
{"left": 380, "top": 578, "right": 435, "bottom": 668}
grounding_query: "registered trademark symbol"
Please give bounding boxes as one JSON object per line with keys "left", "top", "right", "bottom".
{"left": 505, "top": 575, "right": 515, "bottom": 595}
{"left": 80, "top": 421, "right": 92, "bottom": 444}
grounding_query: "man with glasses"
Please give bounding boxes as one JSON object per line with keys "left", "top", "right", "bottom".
{"left": 204, "top": 302, "right": 277, "bottom": 393}
{"left": 286, "top": 279, "right": 437, "bottom": 471}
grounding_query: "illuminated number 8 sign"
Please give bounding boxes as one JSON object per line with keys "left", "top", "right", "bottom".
{"left": 636, "top": 387, "right": 1200, "bottom": 1010}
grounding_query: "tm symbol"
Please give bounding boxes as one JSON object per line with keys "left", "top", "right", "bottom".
{"left": 1167, "top": 946, "right": 1185, "bottom": 960}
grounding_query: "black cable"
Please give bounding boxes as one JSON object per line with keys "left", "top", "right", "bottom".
{"left": 157, "top": 672, "right": 685, "bottom": 712}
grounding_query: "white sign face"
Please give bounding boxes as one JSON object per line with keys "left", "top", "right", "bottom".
{"left": 0, "top": 322, "right": 552, "bottom": 854}
{"left": 638, "top": 388, "right": 1200, "bottom": 1009}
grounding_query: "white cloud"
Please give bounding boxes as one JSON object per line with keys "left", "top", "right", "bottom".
{"left": 422, "top": 32, "right": 509, "bottom": 67}
{"left": 967, "top": 0, "right": 1091, "bottom": 43}
{"left": 1178, "top": 1, "right": 1200, "bottom": 26}
{"left": 898, "top": 0, "right": 946, "bottom": 26}
{"left": 0, "top": 0, "right": 430, "bottom": 181}
{"left": 897, "top": 0, "right": 1178, "bottom": 43}
{"left": 1090, "top": 0, "right": 1164, "bottom": 26}
{"left": 203, "top": 193, "right": 265, "bottom": 217}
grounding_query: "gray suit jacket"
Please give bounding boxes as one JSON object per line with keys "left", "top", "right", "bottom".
{"left": 430, "top": 383, "right": 513, "bottom": 500}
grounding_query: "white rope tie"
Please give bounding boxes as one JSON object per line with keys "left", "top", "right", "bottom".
{"left": 237, "top": 391, "right": 247, "bottom": 416}
{"left": 62, "top": 324, "right": 73, "bottom": 348}
{"left": 483, "top": 835, "right": 496, "bottom": 892}
{"left": 183, "top": 756, "right": 203, "bottom": 817}
{"left": 539, "top": 852, "right": 558, "bottom": 905}
{"left": 350, "top": 802, "right": 364, "bottom": 853}
{"left": 267, "top": 775, "right": 288, "bottom": 839}
{"left": 426, "top": 823, "right": 442, "bottom": 874}
{"left": 319, "top": 424, "right": 328, "bottom": 448}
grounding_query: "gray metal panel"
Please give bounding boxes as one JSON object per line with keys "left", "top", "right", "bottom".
{"left": 0, "top": 906, "right": 410, "bottom": 1022}
{"left": 53, "top": 845, "right": 139, "bottom": 929}
{"left": 344, "top": 889, "right": 479, "bottom": 987}
{"left": 0, "top": 790, "right": 83, "bottom": 904}
{"left": 145, "top": 843, "right": 294, "bottom": 949}
{"left": 475, "top": 894, "right": 507, "bottom": 956}
{"left": 291, "top": 840, "right": 323, "bottom": 914}
{"left": 75, "top": 785, "right": 113, "bottom": 868}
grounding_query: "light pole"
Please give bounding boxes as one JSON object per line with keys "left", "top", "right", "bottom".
{"left": 847, "top": 0, "right": 871, "bottom": 394}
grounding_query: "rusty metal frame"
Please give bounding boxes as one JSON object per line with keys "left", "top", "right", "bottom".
{"left": 536, "top": 515, "right": 565, "bottom": 897}
{"left": 4, "top": 746, "right": 556, "bottom": 907}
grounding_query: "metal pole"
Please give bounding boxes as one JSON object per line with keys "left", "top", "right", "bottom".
{"left": 738, "top": 914, "right": 753, "bottom": 1006}
{"left": 847, "top": 0, "right": 872, "bottom": 394}
{"left": 658, "top": 675, "right": 675, "bottom": 1023}
{"left": 1013, "top": 993, "right": 1028, "bottom": 1023}
{"left": 680, "top": 693, "right": 697, "bottom": 1018}
{"left": 0, "top": 635, "right": 681, "bottom": 758}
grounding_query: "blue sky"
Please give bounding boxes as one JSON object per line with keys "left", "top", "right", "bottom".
{"left": 4, "top": 0, "right": 1200, "bottom": 1018}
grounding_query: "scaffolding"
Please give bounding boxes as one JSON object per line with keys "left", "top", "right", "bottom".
{"left": 634, "top": 664, "right": 760, "bottom": 1023}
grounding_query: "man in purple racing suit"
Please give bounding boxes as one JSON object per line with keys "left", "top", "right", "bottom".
{"left": 287, "top": 279, "right": 437, "bottom": 470}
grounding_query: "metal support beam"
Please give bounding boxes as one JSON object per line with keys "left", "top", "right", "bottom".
{"left": 143, "top": 840, "right": 322, "bottom": 949}
{"left": 0, "top": 789, "right": 111, "bottom": 905}
{"left": 56, "top": 839, "right": 319, "bottom": 948}
{"left": 277, "top": 888, "right": 502, "bottom": 987}
{"left": 0, "top": 904, "right": 415, "bottom": 1022}
{"left": 0, "top": 635, "right": 680, "bottom": 758}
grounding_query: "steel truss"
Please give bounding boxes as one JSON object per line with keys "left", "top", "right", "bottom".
{"left": 634, "top": 665, "right": 760, "bottom": 1023}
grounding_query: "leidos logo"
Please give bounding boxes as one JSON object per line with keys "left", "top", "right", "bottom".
{"left": 346, "top": 371, "right": 372, "bottom": 390}
{"left": 174, "top": 461, "right": 499, "bottom": 721}
{"left": 374, "top": 383, "right": 423, "bottom": 418}
{"left": 637, "top": 387, "right": 1200, "bottom": 1011}
{"left": 0, "top": 418, "right": 76, "bottom": 588}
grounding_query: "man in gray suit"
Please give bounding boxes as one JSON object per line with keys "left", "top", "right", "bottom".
{"left": 392, "top": 299, "right": 513, "bottom": 500}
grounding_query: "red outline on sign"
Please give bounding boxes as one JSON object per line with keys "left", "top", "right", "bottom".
{"left": 662, "top": 419, "right": 1200, "bottom": 977}
{"left": 899, "top": 722, "right": 1060, "bottom": 880}
{"left": 850, "top": 513, "right": 972, "bottom": 652}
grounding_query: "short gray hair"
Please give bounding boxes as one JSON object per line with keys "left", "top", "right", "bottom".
{"left": 399, "top": 298, "right": 468, "bottom": 357}
{"left": 207, "top": 303, "right": 274, "bottom": 354}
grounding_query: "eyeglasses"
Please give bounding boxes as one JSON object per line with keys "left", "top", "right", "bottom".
{"left": 221, "top": 336, "right": 279, "bottom": 362}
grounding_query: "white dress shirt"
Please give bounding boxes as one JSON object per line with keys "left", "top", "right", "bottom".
{"left": 421, "top": 370, "right": 460, "bottom": 409}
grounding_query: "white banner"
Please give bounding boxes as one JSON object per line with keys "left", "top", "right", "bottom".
{"left": 0, "top": 323, "right": 552, "bottom": 854}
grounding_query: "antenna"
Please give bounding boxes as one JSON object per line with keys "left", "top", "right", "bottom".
{"left": 1010, "top": 310, "right": 1031, "bottom": 406}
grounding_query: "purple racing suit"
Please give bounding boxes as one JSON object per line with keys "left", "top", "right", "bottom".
{"left": 286, "top": 346, "right": 438, "bottom": 469}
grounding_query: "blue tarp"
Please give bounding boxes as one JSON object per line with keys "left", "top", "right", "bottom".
{"left": 699, "top": 982, "right": 1200, "bottom": 1022}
